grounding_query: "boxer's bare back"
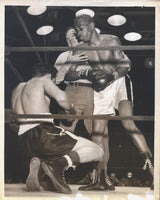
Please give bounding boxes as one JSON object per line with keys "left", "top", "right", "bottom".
{"left": 11, "top": 74, "right": 71, "bottom": 116}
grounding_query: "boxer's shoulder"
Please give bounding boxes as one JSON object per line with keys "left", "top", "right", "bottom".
{"left": 13, "top": 82, "right": 26, "bottom": 93}
{"left": 17, "top": 82, "right": 26, "bottom": 87}
{"left": 76, "top": 42, "right": 89, "bottom": 47}
{"left": 100, "top": 34, "right": 120, "bottom": 46}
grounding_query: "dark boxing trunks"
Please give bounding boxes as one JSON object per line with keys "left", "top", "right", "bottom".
{"left": 18, "top": 122, "right": 77, "bottom": 160}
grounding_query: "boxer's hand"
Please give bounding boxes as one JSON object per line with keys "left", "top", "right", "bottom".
{"left": 66, "top": 28, "right": 76, "bottom": 37}
{"left": 67, "top": 53, "right": 88, "bottom": 64}
{"left": 66, "top": 27, "right": 80, "bottom": 47}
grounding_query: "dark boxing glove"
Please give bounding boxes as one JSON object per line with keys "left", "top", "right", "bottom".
{"left": 87, "top": 69, "right": 114, "bottom": 92}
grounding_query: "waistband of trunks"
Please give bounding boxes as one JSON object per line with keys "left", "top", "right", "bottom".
{"left": 67, "top": 82, "right": 93, "bottom": 87}
{"left": 18, "top": 114, "right": 54, "bottom": 136}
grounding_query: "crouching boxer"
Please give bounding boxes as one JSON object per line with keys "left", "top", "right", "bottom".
{"left": 11, "top": 63, "right": 104, "bottom": 194}
{"left": 73, "top": 11, "right": 154, "bottom": 191}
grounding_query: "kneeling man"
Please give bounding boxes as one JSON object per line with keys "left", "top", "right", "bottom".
{"left": 11, "top": 63, "right": 104, "bottom": 194}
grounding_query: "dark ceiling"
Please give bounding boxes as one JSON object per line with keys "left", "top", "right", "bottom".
{"left": 5, "top": 6, "right": 155, "bottom": 46}
{"left": 5, "top": 6, "right": 155, "bottom": 113}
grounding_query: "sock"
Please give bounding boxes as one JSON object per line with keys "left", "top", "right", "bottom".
{"left": 97, "top": 161, "right": 105, "bottom": 170}
{"left": 142, "top": 152, "right": 151, "bottom": 160}
{"left": 68, "top": 151, "right": 80, "bottom": 165}
{"left": 142, "top": 153, "right": 154, "bottom": 176}
{"left": 55, "top": 157, "right": 68, "bottom": 168}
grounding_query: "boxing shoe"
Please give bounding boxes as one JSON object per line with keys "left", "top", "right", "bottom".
{"left": 78, "top": 169, "right": 115, "bottom": 191}
{"left": 40, "top": 175, "right": 56, "bottom": 191}
{"left": 26, "top": 157, "right": 41, "bottom": 191}
{"left": 142, "top": 153, "right": 154, "bottom": 190}
{"left": 41, "top": 158, "right": 71, "bottom": 194}
{"left": 105, "top": 174, "right": 116, "bottom": 191}
{"left": 73, "top": 173, "right": 92, "bottom": 185}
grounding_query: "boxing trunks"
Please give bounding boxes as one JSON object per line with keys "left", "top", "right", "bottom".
{"left": 94, "top": 75, "right": 133, "bottom": 115}
{"left": 18, "top": 122, "right": 77, "bottom": 160}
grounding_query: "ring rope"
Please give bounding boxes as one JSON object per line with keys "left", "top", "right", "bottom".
{"left": 6, "top": 45, "right": 155, "bottom": 52}
{"left": 6, "top": 113, "right": 154, "bottom": 122}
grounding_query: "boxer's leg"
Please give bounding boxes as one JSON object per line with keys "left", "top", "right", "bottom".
{"left": 79, "top": 120, "right": 115, "bottom": 191}
{"left": 92, "top": 120, "right": 108, "bottom": 169}
{"left": 70, "top": 132, "right": 104, "bottom": 163}
{"left": 118, "top": 100, "right": 154, "bottom": 188}
{"left": 118, "top": 100, "right": 152, "bottom": 156}
{"left": 26, "top": 157, "right": 41, "bottom": 191}
{"left": 40, "top": 130, "right": 104, "bottom": 194}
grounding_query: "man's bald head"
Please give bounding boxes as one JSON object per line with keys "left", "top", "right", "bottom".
{"left": 74, "top": 15, "right": 94, "bottom": 27}
{"left": 74, "top": 15, "right": 96, "bottom": 43}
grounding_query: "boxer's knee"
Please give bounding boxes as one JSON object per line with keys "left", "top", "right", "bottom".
{"left": 91, "top": 134, "right": 104, "bottom": 146}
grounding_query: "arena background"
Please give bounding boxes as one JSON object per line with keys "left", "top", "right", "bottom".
{"left": 5, "top": 6, "right": 155, "bottom": 187}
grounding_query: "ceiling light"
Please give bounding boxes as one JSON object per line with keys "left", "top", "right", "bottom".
{"left": 124, "top": 32, "right": 142, "bottom": 41}
{"left": 75, "top": 9, "right": 95, "bottom": 18}
{"left": 107, "top": 14, "right": 126, "bottom": 26}
{"left": 27, "top": 5, "right": 47, "bottom": 15}
{"left": 36, "top": 25, "right": 54, "bottom": 36}
{"left": 95, "top": 28, "right": 101, "bottom": 34}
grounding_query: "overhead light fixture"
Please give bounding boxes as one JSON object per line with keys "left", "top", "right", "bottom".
{"left": 36, "top": 25, "right": 54, "bottom": 36}
{"left": 95, "top": 28, "right": 101, "bottom": 34}
{"left": 107, "top": 14, "right": 126, "bottom": 26}
{"left": 124, "top": 32, "right": 142, "bottom": 41}
{"left": 27, "top": 5, "right": 47, "bottom": 15}
{"left": 75, "top": 9, "right": 95, "bottom": 18}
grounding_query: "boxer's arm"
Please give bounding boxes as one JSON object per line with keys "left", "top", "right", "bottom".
{"left": 54, "top": 52, "right": 72, "bottom": 84}
{"left": 112, "top": 53, "right": 131, "bottom": 79}
{"left": 97, "top": 36, "right": 130, "bottom": 78}
{"left": 113, "top": 39, "right": 131, "bottom": 78}
{"left": 110, "top": 37, "right": 131, "bottom": 78}
{"left": 44, "top": 79, "right": 77, "bottom": 126}
{"left": 112, "top": 67, "right": 129, "bottom": 79}
{"left": 44, "top": 79, "right": 72, "bottom": 111}
{"left": 64, "top": 54, "right": 89, "bottom": 81}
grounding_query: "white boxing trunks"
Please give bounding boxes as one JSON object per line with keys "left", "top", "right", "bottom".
{"left": 93, "top": 75, "right": 133, "bottom": 115}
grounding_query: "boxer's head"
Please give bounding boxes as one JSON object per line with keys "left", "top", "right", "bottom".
{"left": 32, "top": 63, "right": 57, "bottom": 80}
{"left": 74, "top": 15, "right": 95, "bottom": 43}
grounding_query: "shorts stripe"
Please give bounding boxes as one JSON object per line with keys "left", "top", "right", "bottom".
{"left": 125, "top": 75, "right": 132, "bottom": 102}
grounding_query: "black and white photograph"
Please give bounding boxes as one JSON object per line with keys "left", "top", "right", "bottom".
{"left": 1, "top": 0, "right": 160, "bottom": 200}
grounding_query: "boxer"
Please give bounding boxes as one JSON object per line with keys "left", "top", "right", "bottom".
{"left": 72, "top": 11, "right": 153, "bottom": 191}
{"left": 11, "top": 63, "right": 104, "bottom": 194}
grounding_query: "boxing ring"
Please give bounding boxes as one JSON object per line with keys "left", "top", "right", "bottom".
{"left": 5, "top": 184, "right": 154, "bottom": 199}
{"left": 4, "top": 43, "right": 158, "bottom": 200}
{"left": 4, "top": 110, "right": 154, "bottom": 200}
